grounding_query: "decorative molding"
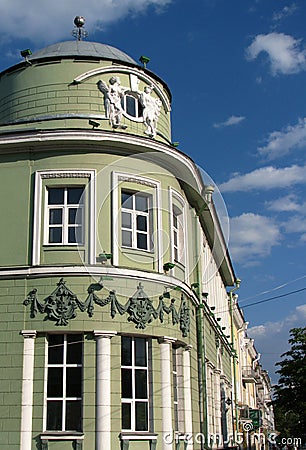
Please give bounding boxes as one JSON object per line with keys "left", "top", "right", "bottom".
{"left": 41, "top": 172, "right": 92, "bottom": 179}
{"left": 118, "top": 175, "right": 157, "bottom": 188}
{"left": 23, "top": 278, "right": 190, "bottom": 337}
{"left": 21, "top": 330, "right": 37, "bottom": 339}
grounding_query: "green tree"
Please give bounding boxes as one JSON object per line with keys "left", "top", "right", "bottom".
{"left": 273, "top": 327, "right": 306, "bottom": 446}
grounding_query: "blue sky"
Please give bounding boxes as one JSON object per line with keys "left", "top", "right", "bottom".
{"left": 1, "top": 0, "right": 305, "bottom": 381}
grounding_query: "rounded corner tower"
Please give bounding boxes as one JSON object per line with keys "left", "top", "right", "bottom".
{"left": 0, "top": 24, "right": 242, "bottom": 450}
{"left": 0, "top": 37, "right": 172, "bottom": 145}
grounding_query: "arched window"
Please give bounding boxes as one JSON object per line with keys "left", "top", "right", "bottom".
{"left": 121, "top": 92, "right": 143, "bottom": 120}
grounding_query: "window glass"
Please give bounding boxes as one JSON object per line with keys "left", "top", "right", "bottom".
{"left": 48, "top": 188, "right": 64, "bottom": 205}
{"left": 135, "top": 338, "right": 147, "bottom": 366}
{"left": 135, "top": 194, "right": 148, "bottom": 212}
{"left": 121, "top": 337, "right": 149, "bottom": 431}
{"left": 46, "top": 334, "right": 83, "bottom": 432}
{"left": 47, "top": 368, "right": 63, "bottom": 397}
{"left": 122, "top": 403, "right": 131, "bottom": 430}
{"left": 122, "top": 230, "right": 132, "bottom": 247}
{"left": 121, "top": 191, "right": 133, "bottom": 209}
{"left": 136, "top": 215, "right": 147, "bottom": 232}
{"left": 67, "top": 187, "right": 83, "bottom": 204}
{"left": 46, "top": 187, "right": 84, "bottom": 245}
{"left": 48, "top": 335, "right": 64, "bottom": 364}
{"left": 135, "top": 402, "right": 148, "bottom": 431}
{"left": 47, "top": 401, "right": 62, "bottom": 431}
{"left": 122, "top": 212, "right": 132, "bottom": 229}
{"left": 137, "top": 233, "right": 147, "bottom": 250}
{"left": 121, "top": 336, "right": 132, "bottom": 366}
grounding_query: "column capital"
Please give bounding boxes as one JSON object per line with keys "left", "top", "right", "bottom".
{"left": 158, "top": 336, "right": 177, "bottom": 345}
{"left": 93, "top": 330, "right": 117, "bottom": 339}
{"left": 21, "top": 330, "right": 37, "bottom": 339}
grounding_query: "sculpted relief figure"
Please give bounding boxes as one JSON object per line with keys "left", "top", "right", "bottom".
{"left": 97, "top": 77, "right": 162, "bottom": 137}
{"left": 97, "top": 77, "right": 127, "bottom": 129}
{"left": 140, "top": 85, "right": 162, "bottom": 138}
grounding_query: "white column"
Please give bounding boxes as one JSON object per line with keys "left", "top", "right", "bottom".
{"left": 20, "top": 330, "right": 37, "bottom": 450}
{"left": 159, "top": 336, "right": 176, "bottom": 450}
{"left": 93, "top": 330, "right": 117, "bottom": 450}
{"left": 214, "top": 369, "right": 222, "bottom": 440}
{"left": 183, "top": 345, "right": 193, "bottom": 450}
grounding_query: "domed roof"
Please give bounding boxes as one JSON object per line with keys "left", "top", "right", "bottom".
{"left": 28, "top": 40, "right": 137, "bottom": 65}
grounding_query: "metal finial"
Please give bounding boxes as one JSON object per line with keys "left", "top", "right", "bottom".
{"left": 72, "top": 16, "right": 88, "bottom": 41}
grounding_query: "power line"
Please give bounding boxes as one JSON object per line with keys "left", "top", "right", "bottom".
{"left": 242, "top": 286, "right": 306, "bottom": 309}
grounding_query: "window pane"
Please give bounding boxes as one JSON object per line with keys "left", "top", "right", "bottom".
{"left": 122, "top": 403, "right": 131, "bottom": 430}
{"left": 135, "top": 370, "right": 147, "bottom": 399}
{"left": 121, "top": 369, "right": 132, "bottom": 398}
{"left": 121, "top": 337, "right": 132, "bottom": 366}
{"left": 122, "top": 212, "right": 132, "bottom": 229}
{"left": 122, "top": 230, "right": 132, "bottom": 247}
{"left": 47, "top": 367, "right": 63, "bottom": 397}
{"left": 66, "top": 367, "right": 82, "bottom": 397}
{"left": 135, "top": 402, "right": 148, "bottom": 431}
{"left": 49, "top": 209, "right": 62, "bottom": 225}
{"left": 121, "top": 191, "right": 133, "bottom": 209}
{"left": 47, "top": 401, "right": 62, "bottom": 430}
{"left": 48, "top": 188, "right": 64, "bottom": 205}
{"left": 136, "top": 215, "right": 147, "bottom": 232}
{"left": 173, "top": 214, "right": 178, "bottom": 228}
{"left": 67, "top": 187, "right": 83, "bottom": 204}
{"left": 69, "top": 208, "right": 82, "bottom": 225}
{"left": 137, "top": 233, "right": 147, "bottom": 250}
{"left": 67, "top": 334, "right": 83, "bottom": 364}
{"left": 66, "top": 400, "right": 82, "bottom": 431}
{"left": 135, "top": 194, "right": 148, "bottom": 212}
{"left": 135, "top": 338, "right": 147, "bottom": 366}
{"left": 48, "top": 335, "right": 64, "bottom": 364}
{"left": 126, "top": 95, "right": 136, "bottom": 117}
{"left": 49, "top": 227, "right": 62, "bottom": 243}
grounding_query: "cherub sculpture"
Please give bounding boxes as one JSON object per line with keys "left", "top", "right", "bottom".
{"left": 97, "top": 77, "right": 127, "bottom": 129}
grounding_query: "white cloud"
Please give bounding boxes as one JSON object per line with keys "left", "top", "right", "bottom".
{"left": 246, "top": 32, "right": 306, "bottom": 75}
{"left": 229, "top": 213, "right": 281, "bottom": 264}
{"left": 272, "top": 4, "right": 298, "bottom": 23}
{"left": 258, "top": 118, "right": 306, "bottom": 160}
{"left": 213, "top": 115, "right": 245, "bottom": 129}
{"left": 220, "top": 164, "right": 306, "bottom": 192}
{"left": 265, "top": 194, "right": 301, "bottom": 212}
{"left": 248, "top": 304, "right": 306, "bottom": 381}
{"left": 0, "top": 0, "right": 172, "bottom": 46}
{"left": 283, "top": 214, "right": 306, "bottom": 234}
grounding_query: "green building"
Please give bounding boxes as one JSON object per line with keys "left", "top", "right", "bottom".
{"left": 0, "top": 18, "right": 237, "bottom": 450}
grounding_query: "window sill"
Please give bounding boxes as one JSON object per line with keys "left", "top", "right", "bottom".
{"left": 120, "top": 432, "right": 158, "bottom": 440}
{"left": 40, "top": 431, "right": 84, "bottom": 440}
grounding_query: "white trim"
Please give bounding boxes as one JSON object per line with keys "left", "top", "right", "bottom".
{"left": 20, "top": 330, "right": 36, "bottom": 450}
{"left": 73, "top": 65, "right": 171, "bottom": 112}
{"left": 112, "top": 171, "right": 163, "bottom": 272}
{"left": 183, "top": 346, "right": 193, "bottom": 449}
{"left": 32, "top": 170, "right": 96, "bottom": 266}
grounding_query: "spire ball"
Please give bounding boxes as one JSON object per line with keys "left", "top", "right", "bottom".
{"left": 74, "top": 16, "right": 86, "bottom": 28}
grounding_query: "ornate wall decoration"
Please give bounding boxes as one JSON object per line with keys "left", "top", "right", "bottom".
{"left": 97, "top": 76, "right": 162, "bottom": 138}
{"left": 23, "top": 279, "right": 190, "bottom": 337}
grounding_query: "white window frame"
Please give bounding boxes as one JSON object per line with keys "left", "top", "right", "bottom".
{"left": 169, "top": 188, "right": 188, "bottom": 270}
{"left": 45, "top": 186, "right": 85, "bottom": 246}
{"left": 44, "top": 334, "right": 83, "bottom": 432}
{"left": 32, "top": 170, "right": 96, "bottom": 265}
{"left": 121, "top": 92, "right": 143, "bottom": 122}
{"left": 112, "top": 172, "right": 162, "bottom": 272}
{"left": 121, "top": 337, "right": 150, "bottom": 432}
{"left": 121, "top": 190, "right": 152, "bottom": 251}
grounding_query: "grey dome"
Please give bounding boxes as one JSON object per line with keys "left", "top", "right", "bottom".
{"left": 29, "top": 40, "right": 137, "bottom": 65}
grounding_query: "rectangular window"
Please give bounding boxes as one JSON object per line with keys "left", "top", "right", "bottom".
{"left": 46, "top": 334, "right": 83, "bottom": 432}
{"left": 172, "top": 204, "right": 184, "bottom": 264}
{"left": 121, "top": 190, "right": 151, "bottom": 251}
{"left": 46, "top": 187, "right": 84, "bottom": 245}
{"left": 121, "top": 336, "right": 149, "bottom": 431}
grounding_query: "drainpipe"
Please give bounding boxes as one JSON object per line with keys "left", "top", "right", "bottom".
{"left": 228, "top": 278, "right": 241, "bottom": 444}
